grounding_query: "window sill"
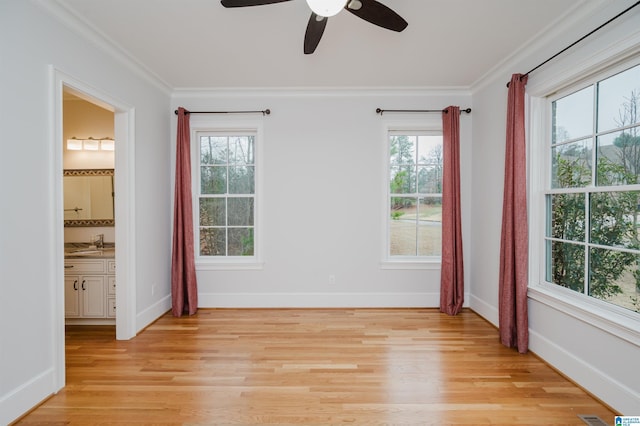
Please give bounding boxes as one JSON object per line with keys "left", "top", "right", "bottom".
{"left": 528, "top": 284, "right": 640, "bottom": 346}
{"left": 196, "top": 261, "right": 264, "bottom": 271}
{"left": 380, "top": 260, "right": 441, "bottom": 270}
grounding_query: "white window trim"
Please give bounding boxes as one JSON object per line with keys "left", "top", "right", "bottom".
{"left": 380, "top": 117, "right": 443, "bottom": 269}
{"left": 528, "top": 50, "right": 640, "bottom": 346}
{"left": 190, "top": 115, "right": 264, "bottom": 271}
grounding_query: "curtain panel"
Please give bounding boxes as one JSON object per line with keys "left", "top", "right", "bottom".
{"left": 499, "top": 74, "right": 529, "bottom": 353}
{"left": 440, "top": 106, "right": 464, "bottom": 316}
{"left": 171, "top": 107, "right": 198, "bottom": 316}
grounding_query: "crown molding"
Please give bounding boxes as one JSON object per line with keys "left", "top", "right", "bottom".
{"left": 470, "top": 0, "right": 611, "bottom": 93}
{"left": 171, "top": 86, "right": 473, "bottom": 99}
{"left": 35, "top": 0, "right": 172, "bottom": 96}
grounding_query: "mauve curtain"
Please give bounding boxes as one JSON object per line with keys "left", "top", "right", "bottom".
{"left": 440, "top": 106, "right": 464, "bottom": 316}
{"left": 499, "top": 74, "right": 529, "bottom": 353}
{"left": 171, "top": 107, "right": 198, "bottom": 316}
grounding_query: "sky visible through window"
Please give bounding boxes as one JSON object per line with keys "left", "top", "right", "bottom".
{"left": 554, "top": 64, "right": 640, "bottom": 140}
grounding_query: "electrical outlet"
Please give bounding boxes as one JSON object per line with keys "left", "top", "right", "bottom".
{"left": 151, "top": 284, "right": 157, "bottom": 296}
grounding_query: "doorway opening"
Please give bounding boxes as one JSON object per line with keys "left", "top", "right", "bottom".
{"left": 62, "top": 88, "right": 116, "bottom": 327}
{"left": 52, "top": 68, "right": 136, "bottom": 391}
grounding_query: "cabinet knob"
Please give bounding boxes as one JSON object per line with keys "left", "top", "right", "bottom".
{"left": 73, "top": 280, "right": 78, "bottom": 291}
{"left": 81, "top": 280, "right": 86, "bottom": 291}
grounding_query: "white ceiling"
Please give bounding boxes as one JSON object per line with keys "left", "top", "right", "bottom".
{"left": 56, "top": 0, "right": 582, "bottom": 89}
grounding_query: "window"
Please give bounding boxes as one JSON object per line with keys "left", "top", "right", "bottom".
{"left": 387, "top": 131, "right": 443, "bottom": 260}
{"left": 545, "top": 61, "right": 640, "bottom": 314}
{"left": 196, "top": 131, "right": 257, "bottom": 261}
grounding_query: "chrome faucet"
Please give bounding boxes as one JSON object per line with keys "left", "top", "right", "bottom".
{"left": 91, "top": 234, "right": 104, "bottom": 249}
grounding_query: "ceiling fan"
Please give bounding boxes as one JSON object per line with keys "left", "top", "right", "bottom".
{"left": 220, "top": 0, "right": 408, "bottom": 54}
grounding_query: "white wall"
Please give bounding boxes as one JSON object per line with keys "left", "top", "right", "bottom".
{"left": 172, "top": 90, "right": 472, "bottom": 308}
{"left": 0, "top": 1, "right": 172, "bottom": 423}
{"left": 469, "top": 0, "right": 640, "bottom": 414}
{"left": 63, "top": 97, "right": 115, "bottom": 170}
{"left": 3, "top": 0, "right": 638, "bottom": 422}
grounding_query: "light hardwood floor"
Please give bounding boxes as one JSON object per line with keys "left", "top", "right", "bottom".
{"left": 16, "top": 309, "right": 616, "bottom": 425}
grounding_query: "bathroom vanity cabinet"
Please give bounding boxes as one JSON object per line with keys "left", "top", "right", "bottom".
{"left": 64, "top": 258, "right": 115, "bottom": 323}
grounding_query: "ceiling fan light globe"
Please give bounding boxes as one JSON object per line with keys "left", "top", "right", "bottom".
{"left": 306, "top": 0, "right": 346, "bottom": 17}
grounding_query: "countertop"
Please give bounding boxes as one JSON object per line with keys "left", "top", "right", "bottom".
{"left": 64, "top": 242, "right": 115, "bottom": 259}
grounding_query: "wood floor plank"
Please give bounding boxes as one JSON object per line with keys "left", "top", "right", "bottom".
{"left": 15, "top": 309, "right": 616, "bottom": 425}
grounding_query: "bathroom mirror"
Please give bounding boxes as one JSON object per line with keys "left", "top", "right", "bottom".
{"left": 63, "top": 169, "right": 114, "bottom": 227}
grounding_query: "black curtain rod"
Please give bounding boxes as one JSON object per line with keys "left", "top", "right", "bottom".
{"left": 175, "top": 109, "right": 271, "bottom": 116}
{"left": 376, "top": 108, "right": 471, "bottom": 115}
{"left": 507, "top": 0, "right": 640, "bottom": 87}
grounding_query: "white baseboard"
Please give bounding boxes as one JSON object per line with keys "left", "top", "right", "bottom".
{"left": 0, "top": 368, "right": 55, "bottom": 425}
{"left": 136, "top": 294, "right": 171, "bottom": 333}
{"left": 529, "top": 328, "right": 639, "bottom": 414}
{"left": 468, "top": 294, "right": 499, "bottom": 326}
{"left": 467, "top": 295, "right": 639, "bottom": 413}
{"left": 197, "top": 292, "right": 471, "bottom": 308}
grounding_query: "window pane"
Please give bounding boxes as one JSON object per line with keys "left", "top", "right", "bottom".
{"left": 546, "top": 60, "right": 640, "bottom": 314}
{"left": 547, "top": 193, "right": 585, "bottom": 241}
{"left": 547, "top": 240, "right": 585, "bottom": 293}
{"left": 201, "top": 166, "right": 227, "bottom": 194}
{"left": 417, "top": 198, "right": 441, "bottom": 256}
{"left": 597, "top": 129, "right": 640, "bottom": 185}
{"left": 229, "top": 136, "right": 255, "bottom": 165}
{"left": 228, "top": 228, "right": 254, "bottom": 256}
{"left": 551, "top": 138, "right": 592, "bottom": 188}
{"left": 197, "top": 132, "right": 258, "bottom": 259}
{"left": 200, "top": 198, "right": 226, "bottom": 226}
{"left": 390, "top": 135, "right": 416, "bottom": 166}
{"left": 200, "top": 228, "right": 226, "bottom": 256}
{"left": 388, "top": 132, "right": 442, "bottom": 260}
{"left": 417, "top": 165, "right": 442, "bottom": 194}
{"left": 390, "top": 166, "right": 414, "bottom": 194}
{"left": 417, "top": 135, "right": 443, "bottom": 165}
{"left": 590, "top": 191, "right": 640, "bottom": 250}
{"left": 229, "top": 166, "right": 255, "bottom": 194}
{"left": 589, "top": 247, "right": 638, "bottom": 308}
{"left": 200, "top": 136, "right": 227, "bottom": 165}
{"left": 552, "top": 86, "right": 593, "bottom": 143}
{"left": 390, "top": 197, "right": 417, "bottom": 256}
{"left": 228, "top": 197, "right": 254, "bottom": 226}
{"left": 597, "top": 64, "right": 640, "bottom": 133}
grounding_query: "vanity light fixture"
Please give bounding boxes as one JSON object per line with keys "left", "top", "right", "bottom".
{"left": 100, "top": 138, "right": 115, "bottom": 151}
{"left": 66, "top": 137, "right": 115, "bottom": 151}
{"left": 83, "top": 138, "right": 100, "bottom": 151}
{"left": 66, "top": 137, "right": 83, "bottom": 151}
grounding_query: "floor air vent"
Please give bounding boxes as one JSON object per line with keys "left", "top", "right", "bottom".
{"left": 578, "top": 414, "right": 610, "bottom": 426}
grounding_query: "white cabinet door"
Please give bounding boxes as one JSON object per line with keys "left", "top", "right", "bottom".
{"left": 64, "top": 259, "right": 114, "bottom": 321}
{"left": 65, "top": 275, "right": 81, "bottom": 317}
{"left": 81, "top": 275, "right": 106, "bottom": 318}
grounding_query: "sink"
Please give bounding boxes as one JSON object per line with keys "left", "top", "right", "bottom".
{"left": 66, "top": 249, "right": 103, "bottom": 255}
{"left": 64, "top": 243, "right": 115, "bottom": 257}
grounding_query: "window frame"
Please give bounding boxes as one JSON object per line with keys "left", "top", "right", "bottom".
{"left": 529, "top": 54, "right": 640, "bottom": 345}
{"left": 190, "top": 116, "right": 264, "bottom": 270}
{"left": 381, "top": 117, "right": 443, "bottom": 270}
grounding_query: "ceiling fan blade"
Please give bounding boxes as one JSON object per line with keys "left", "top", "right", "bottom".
{"left": 304, "top": 13, "right": 328, "bottom": 54}
{"left": 221, "top": 0, "right": 291, "bottom": 7}
{"left": 345, "top": 0, "right": 408, "bottom": 32}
